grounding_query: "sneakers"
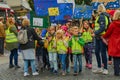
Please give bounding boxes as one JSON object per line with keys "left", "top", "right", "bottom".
{"left": 50, "top": 68, "right": 54, "bottom": 73}
{"left": 15, "top": 65, "right": 21, "bottom": 69}
{"left": 9, "top": 65, "right": 14, "bottom": 68}
{"left": 73, "top": 72, "right": 78, "bottom": 76}
{"left": 24, "top": 72, "right": 39, "bottom": 76}
{"left": 92, "top": 68, "right": 103, "bottom": 74}
{"left": 85, "top": 63, "right": 89, "bottom": 68}
{"left": 93, "top": 68, "right": 108, "bottom": 75}
{"left": 62, "top": 71, "right": 66, "bottom": 76}
{"left": 32, "top": 72, "right": 39, "bottom": 76}
{"left": 54, "top": 70, "right": 58, "bottom": 74}
{"left": 102, "top": 69, "right": 108, "bottom": 75}
{"left": 88, "top": 64, "right": 92, "bottom": 69}
{"left": 24, "top": 72, "right": 30, "bottom": 77}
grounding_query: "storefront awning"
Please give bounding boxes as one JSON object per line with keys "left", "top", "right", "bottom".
{"left": 0, "top": 3, "right": 10, "bottom": 9}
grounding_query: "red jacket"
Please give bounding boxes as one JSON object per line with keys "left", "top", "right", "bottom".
{"left": 103, "top": 20, "right": 120, "bottom": 57}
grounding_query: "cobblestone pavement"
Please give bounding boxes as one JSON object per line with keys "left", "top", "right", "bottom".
{"left": 0, "top": 54, "right": 120, "bottom": 80}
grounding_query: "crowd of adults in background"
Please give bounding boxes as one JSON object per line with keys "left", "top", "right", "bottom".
{"left": 0, "top": 4, "right": 120, "bottom": 77}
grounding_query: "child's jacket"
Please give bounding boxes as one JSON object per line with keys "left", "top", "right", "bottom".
{"left": 69, "top": 36, "right": 85, "bottom": 54}
{"left": 56, "top": 40, "right": 68, "bottom": 54}
{"left": 82, "top": 31, "right": 93, "bottom": 43}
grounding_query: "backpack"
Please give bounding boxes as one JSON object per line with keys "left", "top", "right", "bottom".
{"left": 18, "top": 29, "right": 28, "bottom": 44}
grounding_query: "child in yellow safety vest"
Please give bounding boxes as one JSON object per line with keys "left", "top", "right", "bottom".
{"left": 55, "top": 29, "right": 68, "bottom": 76}
{"left": 47, "top": 26, "right": 58, "bottom": 74}
{"left": 69, "top": 26, "right": 85, "bottom": 76}
{"left": 81, "top": 20, "right": 94, "bottom": 69}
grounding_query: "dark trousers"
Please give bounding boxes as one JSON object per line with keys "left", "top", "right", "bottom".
{"left": 84, "top": 42, "right": 93, "bottom": 64}
{"left": 9, "top": 48, "right": 18, "bottom": 66}
{"left": 43, "top": 48, "right": 50, "bottom": 68}
{"left": 0, "top": 37, "right": 4, "bottom": 55}
{"left": 95, "top": 38, "right": 108, "bottom": 69}
{"left": 109, "top": 56, "right": 112, "bottom": 61}
{"left": 113, "top": 57, "right": 120, "bottom": 76}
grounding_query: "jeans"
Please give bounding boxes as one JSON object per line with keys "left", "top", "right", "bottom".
{"left": 48, "top": 52, "right": 58, "bottom": 71}
{"left": 9, "top": 48, "right": 18, "bottom": 66}
{"left": 95, "top": 38, "right": 108, "bottom": 69}
{"left": 24, "top": 60, "right": 36, "bottom": 73}
{"left": 0, "top": 37, "right": 4, "bottom": 55}
{"left": 59, "top": 54, "right": 67, "bottom": 71}
{"left": 73, "top": 54, "right": 82, "bottom": 73}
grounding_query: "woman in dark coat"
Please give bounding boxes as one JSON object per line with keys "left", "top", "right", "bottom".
{"left": 20, "top": 18, "right": 41, "bottom": 76}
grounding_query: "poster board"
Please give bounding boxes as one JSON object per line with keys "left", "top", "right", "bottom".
{"left": 73, "top": 6, "right": 92, "bottom": 19}
{"left": 50, "top": 3, "right": 73, "bottom": 22}
{"left": 30, "top": 11, "right": 49, "bottom": 28}
{"left": 34, "top": 0, "right": 57, "bottom": 16}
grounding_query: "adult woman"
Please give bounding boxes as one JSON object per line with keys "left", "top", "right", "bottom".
{"left": 102, "top": 10, "right": 120, "bottom": 76}
{"left": 92, "top": 4, "right": 109, "bottom": 75}
{"left": 20, "top": 18, "right": 41, "bottom": 76}
{"left": 5, "top": 17, "right": 20, "bottom": 68}
{"left": 0, "top": 21, "right": 5, "bottom": 56}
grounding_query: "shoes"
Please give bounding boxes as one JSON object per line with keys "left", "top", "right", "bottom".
{"left": 88, "top": 64, "right": 92, "bottom": 69}
{"left": 62, "top": 71, "right": 66, "bottom": 76}
{"left": 102, "top": 69, "right": 108, "bottom": 75}
{"left": 54, "top": 70, "right": 58, "bottom": 74}
{"left": 9, "top": 65, "right": 14, "bottom": 68}
{"left": 114, "top": 74, "right": 119, "bottom": 76}
{"left": 108, "top": 61, "right": 112, "bottom": 65}
{"left": 50, "top": 68, "right": 54, "bottom": 73}
{"left": 32, "top": 72, "right": 39, "bottom": 76}
{"left": 15, "top": 65, "right": 21, "bottom": 69}
{"left": 0, "top": 54, "right": 4, "bottom": 57}
{"left": 85, "top": 63, "right": 89, "bottom": 68}
{"left": 73, "top": 72, "right": 78, "bottom": 76}
{"left": 79, "top": 70, "right": 82, "bottom": 73}
{"left": 92, "top": 68, "right": 103, "bottom": 74}
{"left": 24, "top": 72, "right": 30, "bottom": 77}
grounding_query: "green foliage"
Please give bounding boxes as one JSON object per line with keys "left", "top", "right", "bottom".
{"left": 75, "top": 0, "right": 92, "bottom": 5}
{"left": 28, "top": 0, "right": 34, "bottom": 11}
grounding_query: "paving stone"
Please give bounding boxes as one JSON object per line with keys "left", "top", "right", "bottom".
{"left": 0, "top": 54, "right": 120, "bottom": 80}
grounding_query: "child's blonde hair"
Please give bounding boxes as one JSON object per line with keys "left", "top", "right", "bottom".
{"left": 113, "top": 10, "right": 120, "bottom": 20}
{"left": 56, "top": 29, "right": 64, "bottom": 40}
{"left": 97, "top": 4, "right": 106, "bottom": 14}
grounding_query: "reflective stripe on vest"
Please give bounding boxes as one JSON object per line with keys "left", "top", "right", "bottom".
{"left": 57, "top": 40, "right": 67, "bottom": 53}
{"left": 5, "top": 28, "right": 18, "bottom": 43}
{"left": 71, "top": 37, "right": 83, "bottom": 54}
{"left": 95, "top": 16, "right": 108, "bottom": 35}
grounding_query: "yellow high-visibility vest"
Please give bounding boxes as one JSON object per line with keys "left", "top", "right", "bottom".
{"left": 71, "top": 37, "right": 83, "bottom": 54}
{"left": 95, "top": 16, "right": 109, "bottom": 35}
{"left": 56, "top": 40, "right": 67, "bottom": 54}
{"left": 5, "top": 28, "right": 18, "bottom": 43}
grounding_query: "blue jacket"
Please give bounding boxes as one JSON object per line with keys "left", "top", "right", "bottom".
{"left": 95, "top": 12, "right": 110, "bottom": 36}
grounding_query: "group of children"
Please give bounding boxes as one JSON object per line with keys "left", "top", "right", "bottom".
{"left": 35, "top": 20, "right": 94, "bottom": 76}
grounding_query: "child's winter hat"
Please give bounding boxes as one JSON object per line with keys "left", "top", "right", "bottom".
{"left": 61, "top": 25, "right": 68, "bottom": 32}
